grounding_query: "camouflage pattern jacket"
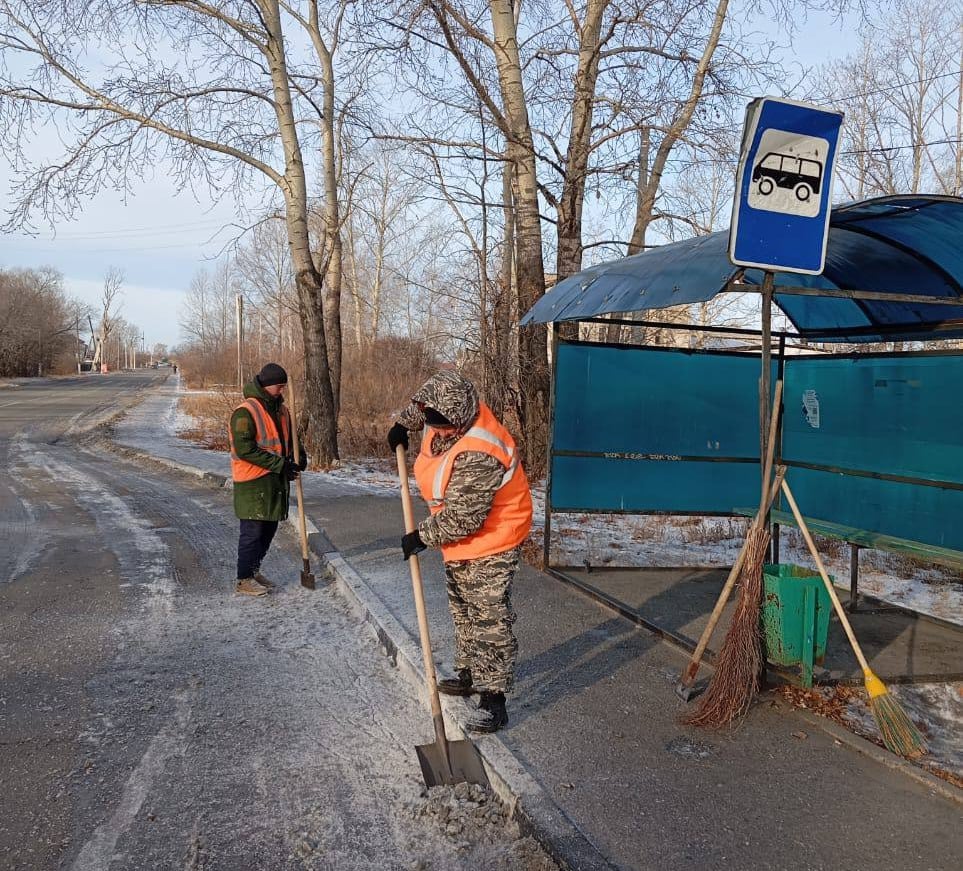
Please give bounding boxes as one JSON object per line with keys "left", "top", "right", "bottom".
{"left": 398, "top": 372, "right": 505, "bottom": 554}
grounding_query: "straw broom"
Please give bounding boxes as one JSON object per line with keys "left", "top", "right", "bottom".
{"left": 780, "top": 480, "right": 927, "bottom": 759}
{"left": 682, "top": 384, "right": 783, "bottom": 729}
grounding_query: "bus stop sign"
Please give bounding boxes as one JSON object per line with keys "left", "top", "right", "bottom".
{"left": 729, "top": 97, "right": 844, "bottom": 275}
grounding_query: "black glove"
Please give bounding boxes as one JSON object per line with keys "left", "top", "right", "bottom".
{"left": 402, "top": 529, "right": 427, "bottom": 560}
{"left": 298, "top": 453, "right": 308, "bottom": 471}
{"left": 283, "top": 458, "right": 300, "bottom": 481}
{"left": 387, "top": 422, "right": 409, "bottom": 451}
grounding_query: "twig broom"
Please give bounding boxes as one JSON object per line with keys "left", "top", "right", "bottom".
{"left": 682, "top": 383, "right": 783, "bottom": 728}
{"left": 780, "top": 480, "right": 927, "bottom": 759}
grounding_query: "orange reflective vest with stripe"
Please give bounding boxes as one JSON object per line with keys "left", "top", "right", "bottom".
{"left": 229, "top": 397, "right": 291, "bottom": 483}
{"left": 414, "top": 403, "right": 533, "bottom": 561}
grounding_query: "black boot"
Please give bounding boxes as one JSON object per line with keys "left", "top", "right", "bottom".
{"left": 438, "top": 668, "right": 476, "bottom": 697}
{"left": 466, "top": 692, "right": 508, "bottom": 733}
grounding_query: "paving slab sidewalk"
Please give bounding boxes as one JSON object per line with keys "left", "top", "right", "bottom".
{"left": 116, "top": 383, "right": 963, "bottom": 871}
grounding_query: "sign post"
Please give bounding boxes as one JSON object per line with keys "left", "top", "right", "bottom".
{"left": 729, "top": 96, "right": 844, "bottom": 507}
{"left": 729, "top": 97, "right": 844, "bottom": 274}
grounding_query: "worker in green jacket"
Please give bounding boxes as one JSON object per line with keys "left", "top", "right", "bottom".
{"left": 228, "top": 363, "right": 306, "bottom": 597}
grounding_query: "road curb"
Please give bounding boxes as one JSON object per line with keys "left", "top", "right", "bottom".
{"left": 305, "top": 533, "right": 618, "bottom": 871}
{"left": 776, "top": 700, "right": 963, "bottom": 806}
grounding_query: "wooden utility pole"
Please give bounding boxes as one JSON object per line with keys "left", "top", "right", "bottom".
{"left": 236, "top": 293, "right": 244, "bottom": 388}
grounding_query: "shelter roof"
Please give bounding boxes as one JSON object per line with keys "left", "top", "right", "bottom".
{"left": 521, "top": 195, "right": 963, "bottom": 342}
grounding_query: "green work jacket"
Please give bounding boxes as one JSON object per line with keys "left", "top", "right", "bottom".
{"left": 230, "top": 378, "right": 304, "bottom": 521}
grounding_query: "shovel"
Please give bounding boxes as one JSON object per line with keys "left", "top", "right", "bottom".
{"left": 395, "top": 445, "right": 490, "bottom": 788}
{"left": 287, "top": 383, "right": 316, "bottom": 590}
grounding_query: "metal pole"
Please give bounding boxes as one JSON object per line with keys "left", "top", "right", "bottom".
{"left": 236, "top": 293, "right": 244, "bottom": 388}
{"left": 543, "top": 322, "right": 559, "bottom": 570}
{"left": 758, "top": 274, "right": 774, "bottom": 686}
{"left": 759, "top": 272, "right": 774, "bottom": 508}
{"left": 848, "top": 544, "right": 860, "bottom": 613}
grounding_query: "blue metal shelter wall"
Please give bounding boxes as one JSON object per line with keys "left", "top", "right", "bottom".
{"left": 782, "top": 354, "right": 963, "bottom": 550}
{"left": 551, "top": 342, "right": 763, "bottom": 513}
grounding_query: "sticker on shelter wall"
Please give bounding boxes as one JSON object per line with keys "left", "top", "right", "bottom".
{"left": 747, "top": 129, "right": 829, "bottom": 219}
{"left": 802, "top": 390, "right": 820, "bottom": 429}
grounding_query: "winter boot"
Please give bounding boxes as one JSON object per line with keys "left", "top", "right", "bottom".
{"left": 466, "top": 692, "right": 508, "bottom": 734}
{"left": 438, "top": 668, "right": 476, "bottom": 697}
{"left": 234, "top": 577, "right": 269, "bottom": 597}
{"left": 254, "top": 571, "right": 276, "bottom": 590}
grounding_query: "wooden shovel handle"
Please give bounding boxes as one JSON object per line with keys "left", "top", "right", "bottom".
{"left": 287, "top": 382, "right": 310, "bottom": 562}
{"left": 396, "top": 445, "right": 450, "bottom": 751}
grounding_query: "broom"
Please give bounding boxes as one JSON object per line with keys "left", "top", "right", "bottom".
{"left": 779, "top": 480, "right": 927, "bottom": 759}
{"left": 682, "top": 383, "right": 783, "bottom": 729}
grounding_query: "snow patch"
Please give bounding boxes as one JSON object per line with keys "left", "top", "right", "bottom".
{"left": 12, "top": 436, "right": 176, "bottom": 612}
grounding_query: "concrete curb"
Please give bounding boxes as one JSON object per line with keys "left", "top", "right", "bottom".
{"left": 305, "top": 534, "right": 617, "bottom": 871}
{"left": 779, "top": 700, "right": 963, "bottom": 806}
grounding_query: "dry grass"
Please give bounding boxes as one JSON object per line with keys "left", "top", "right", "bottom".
{"left": 178, "top": 389, "right": 240, "bottom": 452}
{"left": 520, "top": 530, "right": 546, "bottom": 570}
{"left": 336, "top": 338, "right": 436, "bottom": 459}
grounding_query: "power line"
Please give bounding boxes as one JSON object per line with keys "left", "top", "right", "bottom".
{"left": 841, "top": 137, "right": 963, "bottom": 156}
{"left": 0, "top": 239, "right": 213, "bottom": 253}
{"left": 9, "top": 218, "right": 232, "bottom": 241}
{"left": 833, "top": 69, "right": 963, "bottom": 104}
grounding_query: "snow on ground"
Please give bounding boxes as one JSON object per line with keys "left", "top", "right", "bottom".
{"left": 530, "top": 487, "right": 963, "bottom": 628}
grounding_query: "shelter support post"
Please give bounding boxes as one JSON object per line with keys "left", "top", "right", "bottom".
{"left": 543, "top": 322, "right": 559, "bottom": 569}
{"left": 759, "top": 272, "right": 774, "bottom": 506}
{"left": 759, "top": 273, "right": 774, "bottom": 686}
{"left": 849, "top": 544, "right": 860, "bottom": 613}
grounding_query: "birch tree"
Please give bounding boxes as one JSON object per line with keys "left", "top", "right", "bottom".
{"left": 0, "top": 0, "right": 345, "bottom": 461}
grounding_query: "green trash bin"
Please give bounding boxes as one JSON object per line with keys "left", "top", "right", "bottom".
{"left": 761, "top": 564, "right": 832, "bottom": 688}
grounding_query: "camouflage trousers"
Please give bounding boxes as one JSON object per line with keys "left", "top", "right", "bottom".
{"left": 444, "top": 548, "right": 519, "bottom": 694}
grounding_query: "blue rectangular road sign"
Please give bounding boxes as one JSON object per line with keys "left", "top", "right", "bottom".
{"left": 729, "top": 97, "right": 844, "bottom": 275}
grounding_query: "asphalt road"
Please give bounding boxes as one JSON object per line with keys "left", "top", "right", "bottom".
{"left": 0, "top": 374, "right": 549, "bottom": 871}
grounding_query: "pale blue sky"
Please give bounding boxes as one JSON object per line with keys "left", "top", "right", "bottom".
{"left": 0, "top": 5, "right": 860, "bottom": 347}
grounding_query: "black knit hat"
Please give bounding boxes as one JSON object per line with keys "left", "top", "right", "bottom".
{"left": 257, "top": 362, "right": 288, "bottom": 387}
{"left": 423, "top": 406, "right": 453, "bottom": 427}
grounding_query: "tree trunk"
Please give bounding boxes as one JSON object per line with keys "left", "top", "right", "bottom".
{"left": 319, "top": 44, "right": 343, "bottom": 418}
{"left": 262, "top": 0, "right": 339, "bottom": 462}
{"left": 489, "top": 0, "right": 548, "bottom": 472}
{"left": 628, "top": 0, "right": 729, "bottom": 256}
{"left": 555, "top": 0, "right": 607, "bottom": 282}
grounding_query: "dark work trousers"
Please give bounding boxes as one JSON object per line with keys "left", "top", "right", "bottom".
{"left": 236, "top": 519, "right": 279, "bottom": 579}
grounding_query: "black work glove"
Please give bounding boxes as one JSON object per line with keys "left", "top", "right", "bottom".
{"left": 283, "top": 458, "right": 300, "bottom": 481}
{"left": 387, "top": 422, "right": 409, "bottom": 451}
{"left": 402, "top": 529, "right": 427, "bottom": 560}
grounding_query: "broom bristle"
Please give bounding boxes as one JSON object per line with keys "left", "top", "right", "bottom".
{"left": 870, "top": 691, "right": 927, "bottom": 758}
{"left": 681, "top": 525, "right": 770, "bottom": 729}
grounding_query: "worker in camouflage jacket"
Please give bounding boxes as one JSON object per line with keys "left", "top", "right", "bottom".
{"left": 388, "top": 371, "right": 533, "bottom": 733}
{"left": 228, "top": 363, "right": 307, "bottom": 597}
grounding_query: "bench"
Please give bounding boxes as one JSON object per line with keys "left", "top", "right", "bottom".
{"left": 734, "top": 507, "right": 963, "bottom": 616}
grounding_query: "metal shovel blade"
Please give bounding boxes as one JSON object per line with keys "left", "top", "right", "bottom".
{"left": 416, "top": 739, "right": 490, "bottom": 789}
{"left": 300, "top": 559, "right": 316, "bottom": 590}
{"left": 675, "top": 676, "right": 709, "bottom": 703}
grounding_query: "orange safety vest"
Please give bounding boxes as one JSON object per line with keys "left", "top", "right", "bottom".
{"left": 414, "top": 402, "right": 533, "bottom": 561}
{"left": 229, "top": 397, "right": 291, "bottom": 483}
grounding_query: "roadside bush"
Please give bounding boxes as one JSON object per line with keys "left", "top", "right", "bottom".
{"left": 339, "top": 337, "right": 436, "bottom": 458}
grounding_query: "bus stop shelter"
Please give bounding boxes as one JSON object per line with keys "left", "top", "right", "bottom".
{"left": 522, "top": 194, "right": 963, "bottom": 686}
